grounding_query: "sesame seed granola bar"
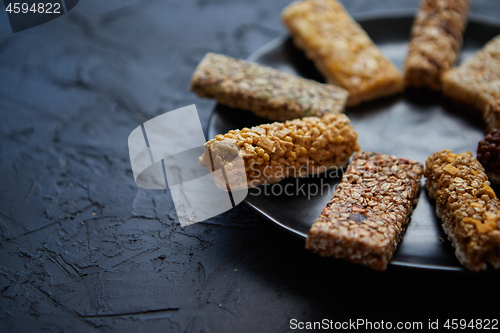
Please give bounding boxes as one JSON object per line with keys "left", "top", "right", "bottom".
{"left": 442, "top": 35, "right": 500, "bottom": 131}
{"left": 404, "top": 0, "right": 470, "bottom": 90}
{"left": 425, "top": 150, "right": 500, "bottom": 271}
{"left": 306, "top": 151, "right": 424, "bottom": 271}
{"left": 281, "top": 0, "right": 404, "bottom": 107}
{"left": 199, "top": 114, "right": 359, "bottom": 189}
{"left": 190, "top": 53, "right": 348, "bottom": 122}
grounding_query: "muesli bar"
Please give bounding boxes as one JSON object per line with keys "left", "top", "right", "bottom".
{"left": 281, "top": 0, "right": 404, "bottom": 106}
{"left": 404, "top": 0, "right": 470, "bottom": 90}
{"left": 190, "top": 53, "right": 348, "bottom": 122}
{"left": 442, "top": 35, "right": 500, "bottom": 131}
{"left": 306, "top": 151, "right": 424, "bottom": 271}
{"left": 199, "top": 114, "right": 359, "bottom": 189}
{"left": 425, "top": 150, "right": 500, "bottom": 271}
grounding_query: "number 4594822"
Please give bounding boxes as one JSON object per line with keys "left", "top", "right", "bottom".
{"left": 5, "top": 2, "right": 61, "bottom": 14}
{"left": 444, "top": 319, "right": 498, "bottom": 330}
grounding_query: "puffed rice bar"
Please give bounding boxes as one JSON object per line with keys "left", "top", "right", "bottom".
{"left": 404, "top": 0, "right": 470, "bottom": 90}
{"left": 442, "top": 35, "right": 500, "bottom": 132}
{"left": 190, "top": 53, "right": 348, "bottom": 122}
{"left": 281, "top": 0, "right": 404, "bottom": 107}
{"left": 306, "top": 151, "right": 424, "bottom": 271}
{"left": 199, "top": 114, "right": 359, "bottom": 189}
{"left": 425, "top": 150, "right": 500, "bottom": 271}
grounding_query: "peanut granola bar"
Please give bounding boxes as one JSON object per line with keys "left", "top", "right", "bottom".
{"left": 404, "top": 0, "right": 470, "bottom": 90}
{"left": 281, "top": 0, "right": 404, "bottom": 107}
{"left": 190, "top": 53, "right": 348, "bottom": 122}
{"left": 306, "top": 151, "right": 424, "bottom": 271}
{"left": 425, "top": 150, "right": 500, "bottom": 271}
{"left": 442, "top": 35, "right": 500, "bottom": 131}
{"left": 199, "top": 114, "right": 359, "bottom": 189}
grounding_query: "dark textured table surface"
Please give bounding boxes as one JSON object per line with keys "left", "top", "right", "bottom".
{"left": 1, "top": 1, "right": 500, "bottom": 332}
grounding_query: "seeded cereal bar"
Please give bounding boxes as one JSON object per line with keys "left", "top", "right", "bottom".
{"left": 425, "top": 150, "right": 500, "bottom": 271}
{"left": 281, "top": 0, "right": 404, "bottom": 107}
{"left": 442, "top": 35, "right": 500, "bottom": 131}
{"left": 199, "top": 114, "right": 359, "bottom": 189}
{"left": 306, "top": 151, "right": 424, "bottom": 271}
{"left": 404, "top": 0, "right": 470, "bottom": 90}
{"left": 190, "top": 53, "right": 348, "bottom": 122}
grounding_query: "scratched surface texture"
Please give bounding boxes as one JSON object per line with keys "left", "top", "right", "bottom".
{"left": 1, "top": 1, "right": 500, "bottom": 332}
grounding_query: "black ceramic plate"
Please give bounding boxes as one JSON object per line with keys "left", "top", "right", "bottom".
{"left": 208, "top": 11, "right": 500, "bottom": 271}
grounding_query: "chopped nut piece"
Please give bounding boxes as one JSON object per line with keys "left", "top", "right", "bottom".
{"left": 199, "top": 114, "right": 359, "bottom": 188}
{"left": 443, "top": 164, "right": 458, "bottom": 176}
{"left": 306, "top": 151, "right": 424, "bottom": 271}
{"left": 463, "top": 217, "right": 495, "bottom": 234}
{"left": 281, "top": 0, "right": 404, "bottom": 107}
{"left": 404, "top": 0, "right": 470, "bottom": 90}
{"left": 425, "top": 150, "right": 500, "bottom": 271}
{"left": 190, "top": 53, "right": 348, "bottom": 122}
{"left": 442, "top": 35, "right": 500, "bottom": 131}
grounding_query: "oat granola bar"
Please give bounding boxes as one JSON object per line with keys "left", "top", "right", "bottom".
{"left": 281, "top": 0, "right": 404, "bottom": 107}
{"left": 425, "top": 150, "right": 500, "bottom": 271}
{"left": 477, "top": 129, "right": 500, "bottom": 184}
{"left": 442, "top": 35, "right": 500, "bottom": 131}
{"left": 190, "top": 53, "right": 348, "bottom": 122}
{"left": 199, "top": 114, "right": 359, "bottom": 189}
{"left": 306, "top": 151, "right": 424, "bottom": 271}
{"left": 404, "top": 0, "right": 470, "bottom": 90}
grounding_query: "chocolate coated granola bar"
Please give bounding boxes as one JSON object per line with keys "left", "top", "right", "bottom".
{"left": 477, "top": 129, "right": 500, "bottom": 184}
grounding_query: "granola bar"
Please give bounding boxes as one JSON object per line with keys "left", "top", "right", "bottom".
{"left": 442, "top": 35, "right": 500, "bottom": 131}
{"left": 306, "top": 151, "right": 424, "bottom": 271}
{"left": 199, "top": 114, "right": 359, "bottom": 189}
{"left": 425, "top": 150, "right": 500, "bottom": 271}
{"left": 477, "top": 129, "right": 500, "bottom": 184}
{"left": 281, "top": 0, "right": 404, "bottom": 107}
{"left": 404, "top": 0, "right": 470, "bottom": 90}
{"left": 190, "top": 53, "right": 348, "bottom": 122}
